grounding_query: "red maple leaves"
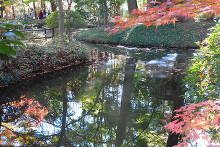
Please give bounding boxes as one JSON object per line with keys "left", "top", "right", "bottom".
{"left": 13, "top": 95, "right": 48, "bottom": 123}
{"left": 164, "top": 98, "right": 220, "bottom": 146}
{"left": 0, "top": 95, "right": 48, "bottom": 145}
{"left": 110, "top": 0, "right": 220, "bottom": 33}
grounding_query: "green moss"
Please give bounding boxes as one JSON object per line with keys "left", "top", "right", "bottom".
{"left": 77, "top": 21, "right": 216, "bottom": 48}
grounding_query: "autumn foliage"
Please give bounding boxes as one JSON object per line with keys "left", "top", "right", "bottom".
{"left": 13, "top": 95, "right": 48, "bottom": 122}
{"left": 164, "top": 98, "right": 220, "bottom": 146}
{"left": 0, "top": 95, "right": 48, "bottom": 145}
{"left": 110, "top": 0, "right": 220, "bottom": 33}
{"left": 164, "top": 23, "right": 220, "bottom": 146}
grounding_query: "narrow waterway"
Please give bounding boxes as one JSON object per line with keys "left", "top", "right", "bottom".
{"left": 0, "top": 45, "right": 194, "bottom": 146}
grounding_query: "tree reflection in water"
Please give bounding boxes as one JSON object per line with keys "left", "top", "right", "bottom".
{"left": 0, "top": 45, "right": 193, "bottom": 146}
{"left": 0, "top": 96, "right": 48, "bottom": 145}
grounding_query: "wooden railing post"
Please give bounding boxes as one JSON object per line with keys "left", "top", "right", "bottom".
{"left": 52, "top": 28, "right": 55, "bottom": 38}
{"left": 44, "top": 27, "right": 47, "bottom": 40}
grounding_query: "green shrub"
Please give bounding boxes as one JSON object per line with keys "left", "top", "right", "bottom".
{"left": 17, "top": 36, "right": 90, "bottom": 60}
{"left": 184, "top": 23, "right": 220, "bottom": 103}
{"left": 45, "top": 10, "right": 86, "bottom": 29}
{"left": 0, "top": 37, "right": 91, "bottom": 85}
{"left": 44, "top": 36, "right": 90, "bottom": 59}
{"left": 65, "top": 10, "right": 86, "bottom": 28}
{"left": 77, "top": 21, "right": 215, "bottom": 48}
{"left": 45, "top": 11, "right": 59, "bottom": 28}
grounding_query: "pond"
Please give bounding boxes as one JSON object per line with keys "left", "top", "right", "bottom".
{"left": 0, "top": 45, "right": 194, "bottom": 147}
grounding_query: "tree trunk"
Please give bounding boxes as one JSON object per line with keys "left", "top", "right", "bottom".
{"left": 115, "top": 58, "right": 136, "bottom": 147}
{"left": 99, "top": 0, "right": 109, "bottom": 25}
{"left": 33, "top": 2, "right": 37, "bottom": 19}
{"left": 40, "top": 0, "right": 43, "bottom": 9}
{"left": 57, "top": 0, "right": 65, "bottom": 37}
{"left": 0, "top": 8, "right": 3, "bottom": 18}
{"left": 115, "top": 0, "right": 121, "bottom": 16}
{"left": 166, "top": 98, "right": 183, "bottom": 147}
{"left": 12, "top": 5, "right": 15, "bottom": 18}
{"left": 0, "top": 58, "right": 3, "bottom": 70}
{"left": 0, "top": 0, "right": 3, "bottom": 17}
{"left": 57, "top": 88, "right": 68, "bottom": 147}
{"left": 166, "top": 52, "right": 192, "bottom": 147}
{"left": 127, "top": 0, "right": 138, "bottom": 14}
{"left": 0, "top": 105, "right": 2, "bottom": 128}
{"left": 50, "top": 0, "right": 57, "bottom": 12}
{"left": 67, "top": 0, "right": 73, "bottom": 10}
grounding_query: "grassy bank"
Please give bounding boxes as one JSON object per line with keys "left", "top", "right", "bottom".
{"left": 77, "top": 21, "right": 215, "bottom": 48}
{"left": 0, "top": 37, "right": 91, "bottom": 87}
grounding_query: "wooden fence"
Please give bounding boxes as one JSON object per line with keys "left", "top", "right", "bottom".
{"left": 18, "top": 27, "right": 55, "bottom": 40}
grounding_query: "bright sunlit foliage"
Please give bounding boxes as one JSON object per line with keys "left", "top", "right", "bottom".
{"left": 110, "top": 0, "right": 220, "bottom": 33}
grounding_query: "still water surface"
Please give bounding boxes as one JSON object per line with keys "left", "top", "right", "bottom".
{"left": 0, "top": 45, "right": 194, "bottom": 146}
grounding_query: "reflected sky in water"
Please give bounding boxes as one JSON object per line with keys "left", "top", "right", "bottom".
{"left": 0, "top": 45, "right": 194, "bottom": 147}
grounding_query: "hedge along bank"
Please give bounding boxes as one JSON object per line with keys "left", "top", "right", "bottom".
{"left": 0, "top": 37, "right": 91, "bottom": 87}
{"left": 77, "top": 21, "right": 216, "bottom": 48}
